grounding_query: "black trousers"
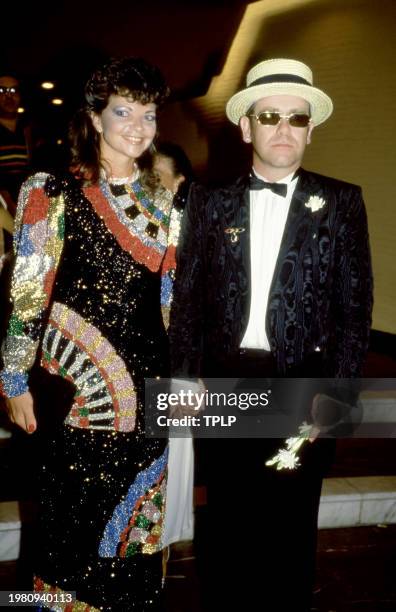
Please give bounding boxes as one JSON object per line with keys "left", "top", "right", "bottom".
{"left": 196, "top": 350, "right": 334, "bottom": 612}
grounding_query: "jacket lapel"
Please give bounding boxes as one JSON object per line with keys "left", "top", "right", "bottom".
{"left": 239, "top": 182, "right": 251, "bottom": 335}
{"left": 222, "top": 177, "right": 251, "bottom": 339}
{"left": 270, "top": 169, "right": 323, "bottom": 284}
{"left": 266, "top": 169, "right": 324, "bottom": 337}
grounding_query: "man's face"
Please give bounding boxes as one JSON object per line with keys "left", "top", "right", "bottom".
{"left": 0, "top": 76, "right": 21, "bottom": 118}
{"left": 240, "top": 94, "right": 314, "bottom": 179}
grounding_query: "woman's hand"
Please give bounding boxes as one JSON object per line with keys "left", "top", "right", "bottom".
{"left": 5, "top": 391, "right": 36, "bottom": 433}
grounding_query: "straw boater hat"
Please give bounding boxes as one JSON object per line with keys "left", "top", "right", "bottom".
{"left": 226, "top": 58, "right": 333, "bottom": 126}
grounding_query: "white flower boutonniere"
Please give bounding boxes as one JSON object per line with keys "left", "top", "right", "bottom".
{"left": 305, "top": 195, "right": 326, "bottom": 213}
{"left": 265, "top": 422, "right": 313, "bottom": 470}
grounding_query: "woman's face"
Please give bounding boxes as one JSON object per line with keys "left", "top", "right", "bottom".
{"left": 92, "top": 95, "right": 157, "bottom": 168}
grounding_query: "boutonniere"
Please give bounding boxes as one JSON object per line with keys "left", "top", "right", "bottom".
{"left": 305, "top": 195, "right": 326, "bottom": 213}
{"left": 224, "top": 227, "right": 245, "bottom": 244}
{"left": 265, "top": 422, "right": 312, "bottom": 470}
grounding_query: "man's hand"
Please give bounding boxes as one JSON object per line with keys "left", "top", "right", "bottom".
{"left": 169, "top": 378, "right": 206, "bottom": 417}
{"left": 5, "top": 391, "right": 36, "bottom": 433}
{"left": 308, "top": 394, "right": 322, "bottom": 442}
{"left": 311, "top": 391, "right": 352, "bottom": 440}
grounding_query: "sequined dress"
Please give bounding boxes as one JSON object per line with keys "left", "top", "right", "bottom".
{"left": 0, "top": 172, "right": 181, "bottom": 611}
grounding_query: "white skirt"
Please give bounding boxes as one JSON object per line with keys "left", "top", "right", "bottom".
{"left": 162, "top": 435, "right": 194, "bottom": 547}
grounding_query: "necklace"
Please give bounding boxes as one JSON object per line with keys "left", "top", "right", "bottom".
{"left": 102, "top": 165, "right": 139, "bottom": 185}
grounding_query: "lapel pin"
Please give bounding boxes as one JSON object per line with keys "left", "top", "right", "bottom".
{"left": 224, "top": 227, "right": 245, "bottom": 244}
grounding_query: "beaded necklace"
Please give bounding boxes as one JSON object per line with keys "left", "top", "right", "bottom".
{"left": 98, "top": 175, "right": 173, "bottom": 245}
{"left": 124, "top": 180, "right": 171, "bottom": 229}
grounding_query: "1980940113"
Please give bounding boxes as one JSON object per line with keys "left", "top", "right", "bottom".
{"left": 0, "top": 591, "right": 76, "bottom": 607}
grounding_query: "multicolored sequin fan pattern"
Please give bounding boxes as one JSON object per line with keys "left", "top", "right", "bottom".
{"left": 42, "top": 301, "right": 137, "bottom": 431}
{"left": 99, "top": 448, "right": 168, "bottom": 558}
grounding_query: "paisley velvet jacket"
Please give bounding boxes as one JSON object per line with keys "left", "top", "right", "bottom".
{"left": 169, "top": 168, "right": 373, "bottom": 379}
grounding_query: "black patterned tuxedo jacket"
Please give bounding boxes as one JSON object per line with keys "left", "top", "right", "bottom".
{"left": 169, "top": 168, "right": 373, "bottom": 380}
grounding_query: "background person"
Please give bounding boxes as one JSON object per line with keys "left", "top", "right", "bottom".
{"left": 0, "top": 73, "right": 32, "bottom": 218}
{"left": 153, "top": 141, "right": 195, "bottom": 211}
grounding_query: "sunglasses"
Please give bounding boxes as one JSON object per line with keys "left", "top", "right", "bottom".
{"left": 248, "top": 111, "right": 311, "bottom": 128}
{"left": 0, "top": 86, "right": 20, "bottom": 95}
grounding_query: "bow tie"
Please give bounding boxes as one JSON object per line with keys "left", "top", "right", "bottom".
{"left": 249, "top": 175, "right": 288, "bottom": 197}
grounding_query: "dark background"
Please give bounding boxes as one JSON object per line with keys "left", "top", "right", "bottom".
{"left": 0, "top": 0, "right": 251, "bottom": 146}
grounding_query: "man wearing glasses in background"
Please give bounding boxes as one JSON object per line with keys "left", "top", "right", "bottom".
{"left": 170, "top": 59, "right": 373, "bottom": 611}
{"left": 0, "top": 74, "right": 32, "bottom": 219}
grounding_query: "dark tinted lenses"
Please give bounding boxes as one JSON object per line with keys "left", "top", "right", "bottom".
{"left": 288, "top": 113, "right": 311, "bottom": 127}
{"left": 256, "top": 111, "right": 310, "bottom": 127}
{"left": 256, "top": 111, "right": 281, "bottom": 126}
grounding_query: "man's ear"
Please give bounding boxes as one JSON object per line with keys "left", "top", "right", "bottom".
{"left": 306, "top": 122, "right": 314, "bottom": 145}
{"left": 240, "top": 116, "right": 252, "bottom": 143}
{"left": 90, "top": 112, "right": 102, "bottom": 134}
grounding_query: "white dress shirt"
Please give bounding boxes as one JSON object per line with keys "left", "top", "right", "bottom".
{"left": 240, "top": 169, "right": 298, "bottom": 350}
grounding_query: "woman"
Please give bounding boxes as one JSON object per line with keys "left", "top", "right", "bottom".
{"left": 0, "top": 57, "right": 181, "bottom": 611}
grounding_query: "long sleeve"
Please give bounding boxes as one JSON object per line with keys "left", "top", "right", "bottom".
{"left": 332, "top": 186, "right": 373, "bottom": 377}
{"left": 0, "top": 173, "right": 65, "bottom": 397}
{"left": 169, "top": 184, "right": 207, "bottom": 377}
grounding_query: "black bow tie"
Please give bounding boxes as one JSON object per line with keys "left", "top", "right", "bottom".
{"left": 249, "top": 175, "right": 288, "bottom": 197}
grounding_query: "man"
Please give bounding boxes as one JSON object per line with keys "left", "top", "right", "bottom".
{"left": 170, "top": 59, "right": 373, "bottom": 611}
{"left": 0, "top": 74, "right": 31, "bottom": 218}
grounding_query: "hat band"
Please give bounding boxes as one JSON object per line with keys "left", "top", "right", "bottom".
{"left": 249, "top": 73, "right": 311, "bottom": 87}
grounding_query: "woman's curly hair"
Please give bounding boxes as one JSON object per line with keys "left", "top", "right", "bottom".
{"left": 69, "top": 57, "right": 169, "bottom": 191}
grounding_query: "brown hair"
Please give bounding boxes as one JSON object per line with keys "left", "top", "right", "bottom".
{"left": 69, "top": 57, "right": 169, "bottom": 192}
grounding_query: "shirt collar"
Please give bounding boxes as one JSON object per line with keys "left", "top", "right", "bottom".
{"left": 252, "top": 168, "right": 299, "bottom": 185}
